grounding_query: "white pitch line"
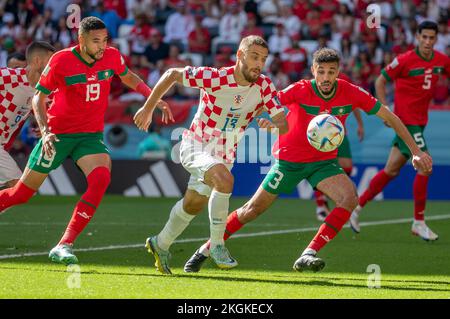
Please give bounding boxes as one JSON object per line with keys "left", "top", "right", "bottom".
{"left": 0, "top": 214, "right": 449, "bottom": 260}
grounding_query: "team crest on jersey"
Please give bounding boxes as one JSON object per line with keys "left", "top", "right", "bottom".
{"left": 234, "top": 94, "right": 244, "bottom": 105}
{"left": 389, "top": 57, "right": 399, "bottom": 69}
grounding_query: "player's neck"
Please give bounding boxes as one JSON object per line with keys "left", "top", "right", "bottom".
{"left": 25, "top": 66, "right": 39, "bottom": 87}
{"left": 417, "top": 47, "right": 433, "bottom": 60}
{"left": 233, "top": 66, "right": 251, "bottom": 86}
{"left": 318, "top": 86, "right": 336, "bottom": 99}
{"left": 77, "top": 45, "right": 96, "bottom": 65}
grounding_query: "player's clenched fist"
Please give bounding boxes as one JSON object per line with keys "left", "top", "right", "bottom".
{"left": 412, "top": 152, "right": 433, "bottom": 173}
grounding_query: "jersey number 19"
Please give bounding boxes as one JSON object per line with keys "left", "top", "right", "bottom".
{"left": 86, "top": 83, "right": 100, "bottom": 102}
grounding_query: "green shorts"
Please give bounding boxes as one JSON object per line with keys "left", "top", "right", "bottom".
{"left": 262, "top": 159, "right": 345, "bottom": 195}
{"left": 337, "top": 135, "right": 352, "bottom": 159}
{"left": 392, "top": 125, "right": 427, "bottom": 159}
{"left": 27, "top": 132, "right": 109, "bottom": 174}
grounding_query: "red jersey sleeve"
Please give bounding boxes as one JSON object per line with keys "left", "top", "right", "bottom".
{"left": 350, "top": 83, "right": 382, "bottom": 115}
{"left": 277, "top": 81, "right": 306, "bottom": 108}
{"left": 36, "top": 53, "right": 61, "bottom": 95}
{"left": 182, "top": 66, "right": 220, "bottom": 89}
{"left": 261, "top": 76, "right": 284, "bottom": 118}
{"left": 443, "top": 55, "right": 450, "bottom": 77}
{"left": 381, "top": 53, "right": 407, "bottom": 82}
{"left": 110, "top": 47, "right": 128, "bottom": 76}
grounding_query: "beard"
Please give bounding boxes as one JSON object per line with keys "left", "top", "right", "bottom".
{"left": 84, "top": 46, "right": 104, "bottom": 61}
{"left": 319, "top": 82, "right": 334, "bottom": 95}
{"left": 241, "top": 63, "right": 261, "bottom": 83}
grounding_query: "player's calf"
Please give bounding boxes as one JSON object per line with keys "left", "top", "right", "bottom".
{"left": 0, "top": 181, "right": 35, "bottom": 214}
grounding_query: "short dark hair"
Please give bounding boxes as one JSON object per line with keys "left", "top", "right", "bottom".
{"left": 25, "top": 41, "right": 56, "bottom": 62}
{"left": 312, "top": 48, "right": 340, "bottom": 65}
{"left": 7, "top": 52, "right": 26, "bottom": 64}
{"left": 79, "top": 16, "right": 107, "bottom": 35}
{"left": 418, "top": 20, "right": 438, "bottom": 34}
{"left": 239, "top": 35, "right": 269, "bottom": 52}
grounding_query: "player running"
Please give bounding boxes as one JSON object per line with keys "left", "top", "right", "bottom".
{"left": 350, "top": 21, "right": 450, "bottom": 241}
{"left": 134, "top": 35, "right": 288, "bottom": 274}
{"left": 183, "top": 48, "right": 432, "bottom": 273}
{"left": 0, "top": 42, "right": 55, "bottom": 189}
{"left": 0, "top": 17, "right": 172, "bottom": 265}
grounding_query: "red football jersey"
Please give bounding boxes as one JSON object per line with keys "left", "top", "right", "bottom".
{"left": 275, "top": 79, "right": 381, "bottom": 163}
{"left": 381, "top": 48, "right": 450, "bottom": 126}
{"left": 36, "top": 45, "right": 128, "bottom": 134}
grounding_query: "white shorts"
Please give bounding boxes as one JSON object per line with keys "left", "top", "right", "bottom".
{"left": 0, "top": 147, "right": 22, "bottom": 186}
{"left": 179, "top": 137, "right": 233, "bottom": 197}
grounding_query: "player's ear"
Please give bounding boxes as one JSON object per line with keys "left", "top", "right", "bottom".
{"left": 310, "top": 65, "right": 315, "bottom": 77}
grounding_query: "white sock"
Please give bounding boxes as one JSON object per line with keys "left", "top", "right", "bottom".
{"left": 208, "top": 190, "right": 231, "bottom": 249}
{"left": 353, "top": 205, "right": 362, "bottom": 215}
{"left": 302, "top": 248, "right": 317, "bottom": 256}
{"left": 157, "top": 199, "right": 195, "bottom": 251}
{"left": 198, "top": 242, "right": 210, "bottom": 257}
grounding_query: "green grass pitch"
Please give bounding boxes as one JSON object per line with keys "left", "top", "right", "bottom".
{"left": 0, "top": 195, "right": 449, "bottom": 299}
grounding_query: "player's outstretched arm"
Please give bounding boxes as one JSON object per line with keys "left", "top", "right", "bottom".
{"left": 375, "top": 105, "right": 432, "bottom": 173}
{"left": 32, "top": 91, "right": 59, "bottom": 157}
{"left": 120, "top": 70, "right": 174, "bottom": 124}
{"left": 134, "top": 67, "right": 184, "bottom": 131}
{"left": 257, "top": 112, "right": 288, "bottom": 135}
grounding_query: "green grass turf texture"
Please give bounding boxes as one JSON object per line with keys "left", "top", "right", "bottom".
{"left": 0, "top": 195, "right": 449, "bottom": 299}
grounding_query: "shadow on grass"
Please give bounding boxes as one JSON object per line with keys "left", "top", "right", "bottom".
{"left": 0, "top": 264, "right": 449, "bottom": 293}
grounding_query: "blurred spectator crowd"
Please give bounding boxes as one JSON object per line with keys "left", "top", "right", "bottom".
{"left": 0, "top": 0, "right": 449, "bottom": 158}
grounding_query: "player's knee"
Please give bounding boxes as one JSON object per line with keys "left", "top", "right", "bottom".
{"left": 336, "top": 192, "right": 358, "bottom": 211}
{"left": 384, "top": 167, "right": 400, "bottom": 177}
{"left": 211, "top": 171, "right": 234, "bottom": 193}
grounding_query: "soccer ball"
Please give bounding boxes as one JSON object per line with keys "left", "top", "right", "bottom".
{"left": 306, "top": 114, "right": 345, "bottom": 152}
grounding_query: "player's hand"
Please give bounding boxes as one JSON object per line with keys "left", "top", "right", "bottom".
{"left": 357, "top": 126, "right": 364, "bottom": 141}
{"left": 156, "top": 100, "right": 174, "bottom": 124}
{"left": 257, "top": 118, "right": 276, "bottom": 132}
{"left": 134, "top": 106, "right": 154, "bottom": 131}
{"left": 41, "top": 131, "right": 59, "bottom": 158}
{"left": 411, "top": 151, "right": 433, "bottom": 174}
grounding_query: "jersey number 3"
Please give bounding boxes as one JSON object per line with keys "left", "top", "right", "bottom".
{"left": 86, "top": 83, "right": 100, "bottom": 102}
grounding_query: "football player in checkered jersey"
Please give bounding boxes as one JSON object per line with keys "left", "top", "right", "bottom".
{"left": 134, "top": 35, "right": 288, "bottom": 274}
{"left": 0, "top": 41, "right": 56, "bottom": 188}
{"left": 0, "top": 17, "right": 172, "bottom": 265}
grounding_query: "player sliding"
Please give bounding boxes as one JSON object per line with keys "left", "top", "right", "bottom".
{"left": 134, "top": 35, "right": 288, "bottom": 274}
{"left": 350, "top": 21, "right": 450, "bottom": 241}
{"left": 0, "top": 41, "right": 55, "bottom": 188}
{"left": 184, "top": 48, "right": 432, "bottom": 273}
{"left": 0, "top": 17, "right": 172, "bottom": 265}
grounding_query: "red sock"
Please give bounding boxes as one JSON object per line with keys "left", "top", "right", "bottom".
{"left": 0, "top": 181, "right": 35, "bottom": 212}
{"left": 59, "top": 167, "right": 111, "bottom": 245}
{"left": 315, "top": 190, "right": 327, "bottom": 207}
{"left": 359, "top": 169, "right": 393, "bottom": 207}
{"left": 413, "top": 174, "right": 429, "bottom": 221}
{"left": 308, "top": 207, "right": 351, "bottom": 252}
{"left": 343, "top": 166, "right": 352, "bottom": 176}
{"left": 206, "top": 210, "right": 244, "bottom": 249}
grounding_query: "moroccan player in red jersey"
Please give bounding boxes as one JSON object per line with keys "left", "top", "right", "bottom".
{"left": 350, "top": 21, "right": 450, "bottom": 241}
{"left": 183, "top": 48, "right": 432, "bottom": 273}
{"left": 0, "top": 17, "right": 172, "bottom": 265}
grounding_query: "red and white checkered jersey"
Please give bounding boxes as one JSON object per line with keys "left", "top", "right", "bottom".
{"left": 182, "top": 66, "right": 284, "bottom": 163}
{"left": 0, "top": 68, "right": 35, "bottom": 151}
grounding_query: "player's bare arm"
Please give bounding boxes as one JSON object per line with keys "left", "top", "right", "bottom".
{"left": 376, "top": 105, "right": 432, "bottom": 173}
{"left": 134, "top": 67, "right": 184, "bottom": 131}
{"left": 120, "top": 70, "right": 174, "bottom": 124}
{"left": 257, "top": 112, "right": 288, "bottom": 134}
{"left": 32, "top": 90, "right": 59, "bottom": 157}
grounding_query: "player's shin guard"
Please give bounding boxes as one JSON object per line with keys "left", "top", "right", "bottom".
{"left": 59, "top": 167, "right": 111, "bottom": 245}
{"left": 413, "top": 174, "right": 429, "bottom": 221}
{"left": 359, "top": 169, "right": 393, "bottom": 207}
{"left": 208, "top": 190, "right": 231, "bottom": 249}
{"left": 307, "top": 207, "right": 351, "bottom": 253}
{"left": 156, "top": 199, "right": 195, "bottom": 251}
{"left": 0, "top": 181, "right": 35, "bottom": 213}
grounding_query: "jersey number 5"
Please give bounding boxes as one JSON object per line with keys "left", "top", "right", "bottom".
{"left": 422, "top": 74, "right": 432, "bottom": 90}
{"left": 86, "top": 83, "right": 100, "bottom": 102}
